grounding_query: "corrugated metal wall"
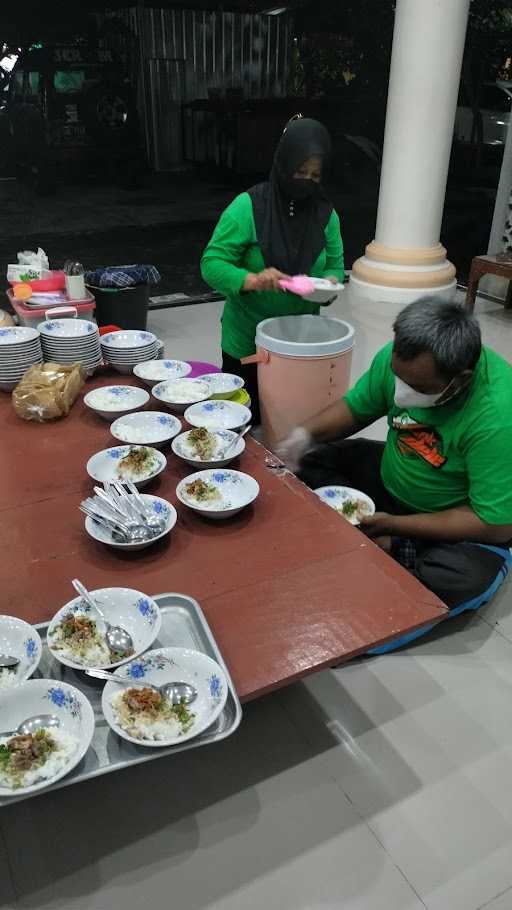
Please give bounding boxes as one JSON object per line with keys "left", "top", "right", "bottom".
{"left": 129, "top": 7, "right": 290, "bottom": 170}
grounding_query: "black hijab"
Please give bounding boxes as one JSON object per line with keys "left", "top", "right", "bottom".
{"left": 248, "top": 117, "right": 333, "bottom": 275}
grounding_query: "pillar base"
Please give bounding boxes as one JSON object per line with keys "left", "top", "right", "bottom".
{"left": 350, "top": 240, "right": 457, "bottom": 305}
{"left": 349, "top": 273, "right": 457, "bottom": 306}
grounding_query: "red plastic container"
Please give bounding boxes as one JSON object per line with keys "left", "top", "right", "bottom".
{"left": 9, "top": 271, "right": 65, "bottom": 292}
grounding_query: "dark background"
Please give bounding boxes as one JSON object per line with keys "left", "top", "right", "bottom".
{"left": 0, "top": 0, "right": 510, "bottom": 298}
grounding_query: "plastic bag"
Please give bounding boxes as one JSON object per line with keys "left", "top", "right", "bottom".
{"left": 0, "top": 310, "right": 15, "bottom": 329}
{"left": 12, "top": 362, "right": 84, "bottom": 422}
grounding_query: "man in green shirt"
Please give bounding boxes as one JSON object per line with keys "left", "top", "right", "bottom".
{"left": 278, "top": 298, "right": 512, "bottom": 647}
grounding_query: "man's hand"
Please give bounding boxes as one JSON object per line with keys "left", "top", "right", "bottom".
{"left": 359, "top": 512, "right": 396, "bottom": 539}
{"left": 275, "top": 427, "right": 312, "bottom": 473}
{"left": 243, "top": 269, "right": 289, "bottom": 292}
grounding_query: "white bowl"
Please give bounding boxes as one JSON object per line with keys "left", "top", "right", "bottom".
{"left": 198, "top": 372, "right": 245, "bottom": 395}
{"left": 0, "top": 679, "right": 95, "bottom": 796}
{"left": 110, "top": 410, "right": 181, "bottom": 448}
{"left": 314, "top": 485, "right": 375, "bottom": 525}
{"left": 86, "top": 445, "right": 167, "bottom": 489}
{"left": 85, "top": 494, "right": 177, "bottom": 551}
{"left": 0, "top": 616, "right": 43, "bottom": 689}
{"left": 176, "top": 468, "right": 259, "bottom": 519}
{"left": 184, "top": 400, "right": 251, "bottom": 430}
{"left": 133, "top": 359, "right": 192, "bottom": 387}
{"left": 0, "top": 326, "right": 40, "bottom": 346}
{"left": 101, "top": 329, "right": 157, "bottom": 350}
{"left": 303, "top": 277, "right": 344, "bottom": 304}
{"left": 172, "top": 429, "right": 245, "bottom": 468}
{"left": 101, "top": 646, "right": 228, "bottom": 747}
{"left": 152, "top": 378, "right": 210, "bottom": 413}
{"left": 47, "top": 587, "right": 162, "bottom": 671}
{"left": 104, "top": 349, "right": 159, "bottom": 363}
{"left": 38, "top": 318, "right": 98, "bottom": 339}
{"left": 84, "top": 385, "right": 150, "bottom": 421}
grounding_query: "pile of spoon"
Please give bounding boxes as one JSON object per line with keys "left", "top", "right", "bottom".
{"left": 80, "top": 481, "right": 166, "bottom": 544}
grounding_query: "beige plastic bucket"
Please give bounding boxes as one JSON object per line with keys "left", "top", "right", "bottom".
{"left": 243, "top": 314, "right": 354, "bottom": 448}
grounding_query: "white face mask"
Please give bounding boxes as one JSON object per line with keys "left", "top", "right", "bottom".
{"left": 394, "top": 376, "right": 453, "bottom": 409}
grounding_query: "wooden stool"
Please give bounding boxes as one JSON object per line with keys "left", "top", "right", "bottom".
{"left": 465, "top": 253, "right": 512, "bottom": 312}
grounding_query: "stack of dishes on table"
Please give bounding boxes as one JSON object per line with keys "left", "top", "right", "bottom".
{"left": 101, "top": 330, "right": 160, "bottom": 374}
{"left": 0, "top": 326, "right": 43, "bottom": 390}
{"left": 0, "top": 586, "right": 229, "bottom": 798}
{"left": 37, "top": 318, "right": 102, "bottom": 372}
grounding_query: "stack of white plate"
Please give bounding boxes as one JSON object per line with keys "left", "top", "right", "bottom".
{"left": 0, "top": 326, "right": 43, "bottom": 391}
{"left": 37, "top": 318, "right": 102, "bottom": 371}
{"left": 100, "top": 330, "right": 159, "bottom": 375}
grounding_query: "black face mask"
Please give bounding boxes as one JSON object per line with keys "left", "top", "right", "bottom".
{"left": 280, "top": 176, "right": 321, "bottom": 201}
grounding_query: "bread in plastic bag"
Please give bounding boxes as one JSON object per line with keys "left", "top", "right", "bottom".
{"left": 12, "top": 362, "right": 84, "bottom": 422}
{"left": 0, "top": 309, "right": 15, "bottom": 329}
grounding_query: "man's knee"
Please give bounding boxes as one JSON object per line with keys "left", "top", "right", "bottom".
{"left": 415, "top": 543, "right": 506, "bottom": 609}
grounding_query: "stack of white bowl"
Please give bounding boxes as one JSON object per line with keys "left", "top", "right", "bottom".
{"left": 0, "top": 326, "right": 43, "bottom": 391}
{"left": 100, "top": 330, "right": 159, "bottom": 375}
{"left": 37, "top": 318, "right": 102, "bottom": 372}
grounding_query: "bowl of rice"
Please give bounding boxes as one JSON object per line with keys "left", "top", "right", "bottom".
{"left": 171, "top": 428, "right": 246, "bottom": 468}
{"left": 151, "top": 378, "right": 210, "bottom": 413}
{"left": 84, "top": 385, "right": 149, "bottom": 421}
{"left": 101, "top": 646, "right": 229, "bottom": 747}
{"left": 133, "top": 359, "right": 192, "bottom": 388}
{"left": 0, "top": 679, "right": 94, "bottom": 796}
{"left": 47, "top": 587, "right": 162, "bottom": 671}
{"left": 176, "top": 469, "right": 259, "bottom": 520}
{"left": 0, "top": 616, "right": 42, "bottom": 690}
{"left": 110, "top": 411, "right": 182, "bottom": 449}
{"left": 314, "top": 486, "right": 375, "bottom": 525}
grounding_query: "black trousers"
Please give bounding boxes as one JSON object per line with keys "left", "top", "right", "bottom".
{"left": 299, "top": 438, "right": 508, "bottom": 610}
{"left": 222, "top": 351, "right": 261, "bottom": 425}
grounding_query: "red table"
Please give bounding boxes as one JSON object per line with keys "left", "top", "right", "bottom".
{"left": 0, "top": 375, "right": 448, "bottom": 700}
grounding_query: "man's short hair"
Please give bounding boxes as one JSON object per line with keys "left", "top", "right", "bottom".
{"left": 393, "top": 297, "right": 482, "bottom": 376}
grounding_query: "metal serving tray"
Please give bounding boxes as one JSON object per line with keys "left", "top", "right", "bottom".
{"left": 0, "top": 593, "right": 242, "bottom": 806}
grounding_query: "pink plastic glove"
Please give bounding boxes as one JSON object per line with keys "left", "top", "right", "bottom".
{"left": 278, "top": 275, "right": 315, "bottom": 297}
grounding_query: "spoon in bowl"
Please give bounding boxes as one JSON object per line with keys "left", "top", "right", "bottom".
{"left": 0, "top": 654, "right": 20, "bottom": 670}
{"left": 217, "top": 424, "right": 251, "bottom": 459}
{"left": 84, "top": 668, "right": 197, "bottom": 705}
{"left": 0, "top": 714, "right": 60, "bottom": 738}
{"left": 71, "top": 579, "right": 134, "bottom": 657}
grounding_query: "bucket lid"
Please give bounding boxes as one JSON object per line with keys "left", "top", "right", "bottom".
{"left": 256, "top": 315, "right": 354, "bottom": 357}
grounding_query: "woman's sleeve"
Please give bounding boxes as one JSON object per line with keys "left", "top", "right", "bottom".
{"left": 200, "top": 197, "right": 252, "bottom": 296}
{"left": 323, "top": 210, "right": 345, "bottom": 283}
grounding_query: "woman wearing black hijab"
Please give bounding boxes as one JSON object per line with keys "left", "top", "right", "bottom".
{"left": 201, "top": 117, "right": 344, "bottom": 422}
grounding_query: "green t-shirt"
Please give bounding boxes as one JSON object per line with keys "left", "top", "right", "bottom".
{"left": 344, "top": 342, "right": 512, "bottom": 525}
{"left": 200, "top": 191, "right": 344, "bottom": 359}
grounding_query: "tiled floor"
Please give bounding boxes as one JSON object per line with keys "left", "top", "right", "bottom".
{"left": 1, "top": 288, "right": 512, "bottom": 910}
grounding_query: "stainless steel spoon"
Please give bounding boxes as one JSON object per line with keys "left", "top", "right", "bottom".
{"left": 217, "top": 424, "right": 252, "bottom": 459}
{"left": 0, "top": 654, "right": 20, "bottom": 670}
{"left": 71, "top": 579, "right": 134, "bottom": 656}
{"left": 84, "top": 668, "right": 197, "bottom": 705}
{"left": 80, "top": 504, "right": 153, "bottom": 544}
{"left": 0, "top": 714, "right": 60, "bottom": 738}
{"left": 125, "top": 481, "right": 166, "bottom": 534}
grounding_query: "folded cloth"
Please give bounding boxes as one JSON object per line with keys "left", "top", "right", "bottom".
{"left": 85, "top": 264, "right": 161, "bottom": 288}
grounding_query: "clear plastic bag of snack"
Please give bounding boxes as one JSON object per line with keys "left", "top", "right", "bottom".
{"left": 12, "top": 362, "right": 85, "bottom": 422}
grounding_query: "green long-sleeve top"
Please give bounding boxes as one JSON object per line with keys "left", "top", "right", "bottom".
{"left": 201, "top": 191, "right": 344, "bottom": 359}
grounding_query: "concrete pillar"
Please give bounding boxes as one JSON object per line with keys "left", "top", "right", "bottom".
{"left": 351, "top": 0, "right": 471, "bottom": 304}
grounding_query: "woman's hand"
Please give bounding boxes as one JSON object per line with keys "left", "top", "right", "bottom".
{"left": 325, "top": 275, "right": 339, "bottom": 285}
{"left": 243, "top": 269, "right": 289, "bottom": 292}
